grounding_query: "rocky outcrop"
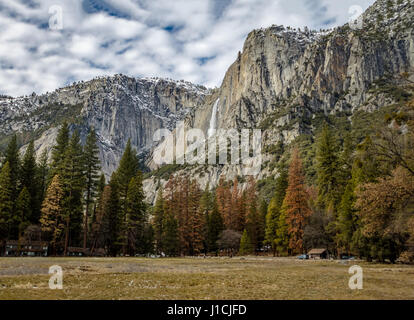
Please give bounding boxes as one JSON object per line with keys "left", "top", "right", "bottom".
{"left": 0, "top": 75, "right": 209, "bottom": 178}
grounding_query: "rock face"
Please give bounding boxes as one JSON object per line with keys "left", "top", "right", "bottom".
{"left": 0, "top": 75, "right": 209, "bottom": 178}
{"left": 194, "top": 0, "right": 414, "bottom": 133}
{"left": 1, "top": 0, "right": 413, "bottom": 202}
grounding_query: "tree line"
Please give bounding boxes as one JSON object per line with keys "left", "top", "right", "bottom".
{"left": 0, "top": 122, "right": 151, "bottom": 256}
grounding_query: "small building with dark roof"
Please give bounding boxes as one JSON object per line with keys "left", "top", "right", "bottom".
{"left": 308, "top": 248, "right": 328, "bottom": 259}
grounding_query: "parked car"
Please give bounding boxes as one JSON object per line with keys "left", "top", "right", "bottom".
{"left": 297, "top": 254, "right": 309, "bottom": 260}
{"left": 341, "top": 255, "right": 356, "bottom": 260}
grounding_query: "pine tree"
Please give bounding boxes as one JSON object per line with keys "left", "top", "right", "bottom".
{"left": 61, "top": 130, "right": 85, "bottom": 254}
{"left": 40, "top": 175, "right": 65, "bottom": 254}
{"left": 105, "top": 174, "right": 122, "bottom": 256}
{"left": 265, "top": 197, "right": 280, "bottom": 255}
{"left": 0, "top": 163, "right": 13, "bottom": 242}
{"left": 125, "top": 172, "right": 146, "bottom": 255}
{"left": 50, "top": 122, "right": 69, "bottom": 178}
{"left": 239, "top": 229, "right": 253, "bottom": 255}
{"left": 4, "top": 135, "right": 20, "bottom": 206}
{"left": 258, "top": 199, "right": 267, "bottom": 250}
{"left": 336, "top": 180, "right": 357, "bottom": 255}
{"left": 162, "top": 210, "right": 179, "bottom": 256}
{"left": 207, "top": 195, "right": 224, "bottom": 254}
{"left": 115, "top": 139, "right": 139, "bottom": 252}
{"left": 16, "top": 187, "right": 31, "bottom": 239}
{"left": 352, "top": 136, "right": 384, "bottom": 184}
{"left": 153, "top": 188, "right": 165, "bottom": 254}
{"left": 340, "top": 133, "right": 354, "bottom": 183}
{"left": 97, "top": 174, "right": 106, "bottom": 196}
{"left": 316, "top": 124, "right": 341, "bottom": 212}
{"left": 140, "top": 223, "right": 154, "bottom": 254}
{"left": 275, "top": 210, "right": 289, "bottom": 255}
{"left": 36, "top": 149, "right": 49, "bottom": 219}
{"left": 20, "top": 141, "right": 38, "bottom": 223}
{"left": 116, "top": 139, "right": 139, "bottom": 202}
{"left": 283, "top": 148, "right": 311, "bottom": 254}
{"left": 245, "top": 177, "right": 261, "bottom": 252}
{"left": 82, "top": 128, "right": 101, "bottom": 249}
{"left": 264, "top": 167, "right": 288, "bottom": 256}
{"left": 90, "top": 185, "right": 111, "bottom": 254}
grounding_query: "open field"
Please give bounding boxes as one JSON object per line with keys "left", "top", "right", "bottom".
{"left": 0, "top": 257, "right": 413, "bottom": 300}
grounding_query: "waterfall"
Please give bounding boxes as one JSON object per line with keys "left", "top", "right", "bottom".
{"left": 208, "top": 98, "right": 220, "bottom": 138}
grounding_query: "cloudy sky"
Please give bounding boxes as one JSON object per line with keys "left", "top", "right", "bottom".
{"left": 0, "top": 0, "right": 375, "bottom": 97}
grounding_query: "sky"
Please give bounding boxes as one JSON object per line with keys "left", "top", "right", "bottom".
{"left": 0, "top": 0, "right": 375, "bottom": 97}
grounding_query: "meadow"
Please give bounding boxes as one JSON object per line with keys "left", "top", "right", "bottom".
{"left": 0, "top": 257, "right": 413, "bottom": 300}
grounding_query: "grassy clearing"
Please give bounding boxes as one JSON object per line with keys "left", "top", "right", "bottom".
{"left": 0, "top": 257, "right": 413, "bottom": 300}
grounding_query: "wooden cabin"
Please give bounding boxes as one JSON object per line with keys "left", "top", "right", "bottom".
{"left": 308, "top": 248, "right": 328, "bottom": 259}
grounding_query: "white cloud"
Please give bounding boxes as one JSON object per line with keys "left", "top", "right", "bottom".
{"left": 0, "top": 0, "right": 376, "bottom": 96}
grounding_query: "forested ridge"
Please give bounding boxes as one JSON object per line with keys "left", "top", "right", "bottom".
{"left": 0, "top": 92, "right": 414, "bottom": 262}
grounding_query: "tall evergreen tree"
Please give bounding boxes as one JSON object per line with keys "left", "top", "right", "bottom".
{"left": 0, "top": 163, "right": 13, "bottom": 243}
{"left": 105, "top": 174, "right": 122, "bottom": 256}
{"left": 316, "top": 124, "right": 341, "bottom": 212}
{"left": 97, "top": 174, "right": 106, "bottom": 196}
{"left": 90, "top": 185, "right": 111, "bottom": 254}
{"left": 265, "top": 197, "right": 279, "bottom": 255}
{"left": 239, "top": 229, "right": 254, "bottom": 255}
{"left": 153, "top": 188, "right": 165, "bottom": 254}
{"left": 36, "top": 149, "right": 49, "bottom": 212}
{"left": 61, "top": 130, "right": 85, "bottom": 254}
{"left": 162, "top": 210, "right": 180, "bottom": 256}
{"left": 125, "top": 172, "right": 146, "bottom": 255}
{"left": 244, "top": 177, "right": 260, "bottom": 251}
{"left": 207, "top": 195, "right": 224, "bottom": 254}
{"left": 20, "top": 141, "right": 38, "bottom": 223}
{"left": 115, "top": 139, "right": 139, "bottom": 252}
{"left": 4, "top": 135, "right": 20, "bottom": 206}
{"left": 116, "top": 139, "right": 139, "bottom": 202}
{"left": 82, "top": 128, "right": 101, "bottom": 249}
{"left": 50, "top": 122, "right": 70, "bottom": 178}
{"left": 336, "top": 180, "right": 358, "bottom": 255}
{"left": 340, "top": 133, "right": 354, "bottom": 182}
{"left": 264, "top": 167, "right": 288, "bottom": 256}
{"left": 275, "top": 210, "right": 289, "bottom": 255}
{"left": 258, "top": 199, "right": 267, "bottom": 250}
{"left": 16, "top": 187, "right": 31, "bottom": 239}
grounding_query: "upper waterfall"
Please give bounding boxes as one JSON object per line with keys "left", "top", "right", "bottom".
{"left": 208, "top": 98, "right": 220, "bottom": 138}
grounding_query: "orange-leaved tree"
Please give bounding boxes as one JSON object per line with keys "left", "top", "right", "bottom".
{"left": 282, "top": 147, "right": 311, "bottom": 254}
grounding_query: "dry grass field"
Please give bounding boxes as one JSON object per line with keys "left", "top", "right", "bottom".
{"left": 0, "top": 256, "right": 413, "bottom": 300}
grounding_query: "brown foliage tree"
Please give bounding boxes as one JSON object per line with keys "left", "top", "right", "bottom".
{"left": 40, "top": 175, "right": 65, "bottom": 253}
{"left": 282, "top": 148, "right": 311, "bottom": 254}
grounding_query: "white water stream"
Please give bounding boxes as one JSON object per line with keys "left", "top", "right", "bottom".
{"left": 207, "top": 98, "right": 220, "bottom": 138}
